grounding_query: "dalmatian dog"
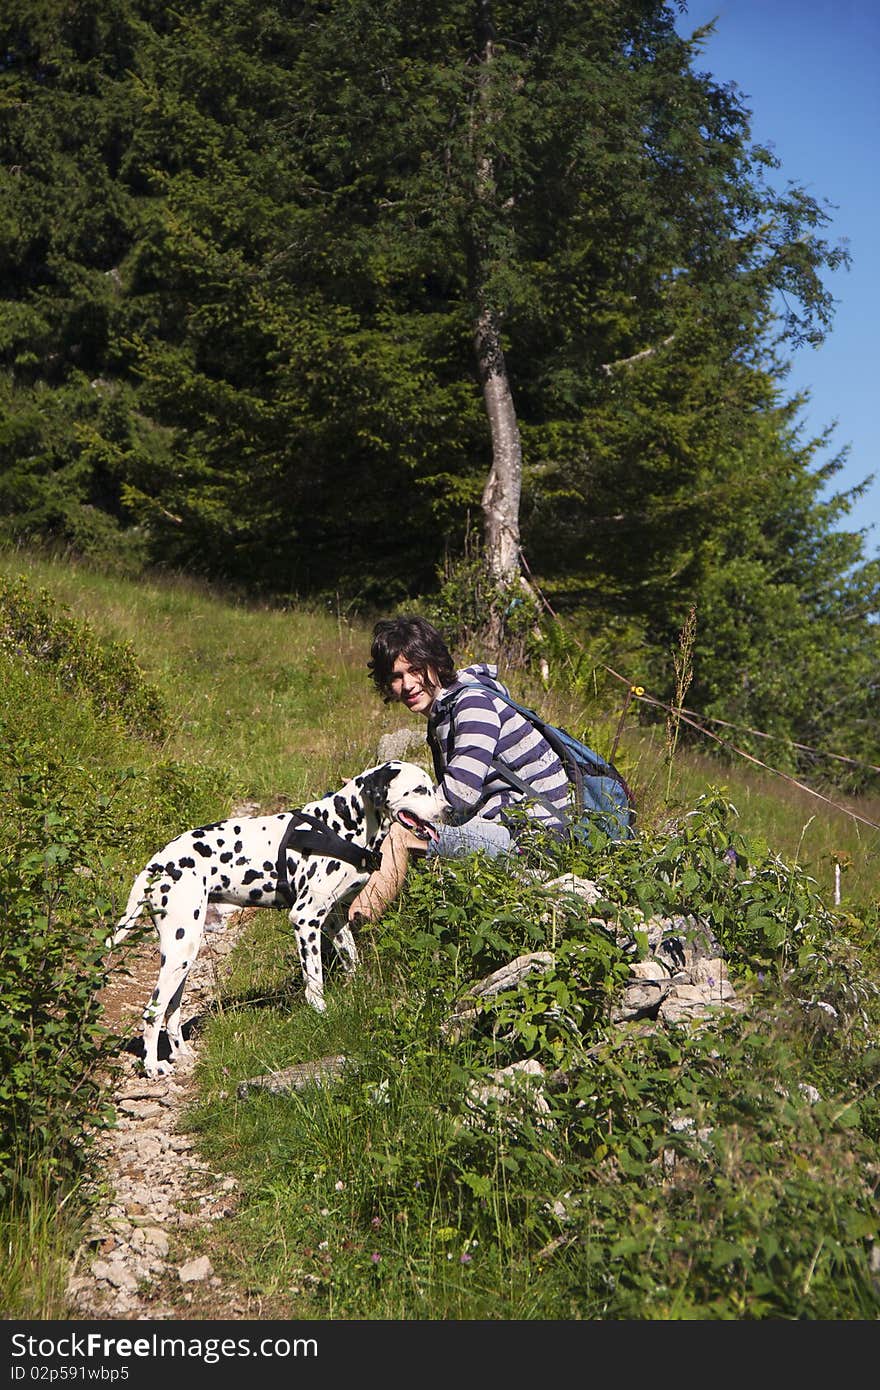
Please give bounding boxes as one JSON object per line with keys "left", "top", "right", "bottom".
{"left": 108, "top": 761, "right": 445, "bottom": 1078}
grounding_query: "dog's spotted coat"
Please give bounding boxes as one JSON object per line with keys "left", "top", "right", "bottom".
{"left": 109, "top": 762, "right": 444, "bottom": 1077}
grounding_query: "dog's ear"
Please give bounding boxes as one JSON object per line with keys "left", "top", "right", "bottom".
{"left": 358, "top": 763, "right": 397, "bottom": 808}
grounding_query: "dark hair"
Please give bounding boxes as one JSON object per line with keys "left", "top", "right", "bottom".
{"left": 368, "top": 615, "right": 457, "bottom": 702}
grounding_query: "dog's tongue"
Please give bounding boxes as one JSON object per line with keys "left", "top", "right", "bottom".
{"left": 397, "top": 811, "right": 438, "bottom": 842}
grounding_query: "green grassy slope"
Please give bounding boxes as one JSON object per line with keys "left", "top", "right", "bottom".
{"left": 1, "top": 548, "right": 878, "bottom": 1320}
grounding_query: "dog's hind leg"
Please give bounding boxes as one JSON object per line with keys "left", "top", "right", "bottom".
{"left": 142, "top": 873, "right": 208, "bottom": 1077}
{"left": 162, "top": 976, "right": 195, "bottom": 1067}
{"left": 106, "top": 868, "right": 153, "bottom": 949}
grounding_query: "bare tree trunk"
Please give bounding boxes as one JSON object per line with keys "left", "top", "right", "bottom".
{"left": 475, "top": 300, "right": 523, "bottom": 587}
{"left": 471, "top": 3, "right": 525, "bottom": 630}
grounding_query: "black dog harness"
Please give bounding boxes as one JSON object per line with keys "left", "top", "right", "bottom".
{"left": 274, "top": 811, "right": 383, "bottom": 908}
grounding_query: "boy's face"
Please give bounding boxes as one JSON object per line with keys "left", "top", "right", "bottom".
{"left": 388, "top": 654, "right": 438, "bottom": 716}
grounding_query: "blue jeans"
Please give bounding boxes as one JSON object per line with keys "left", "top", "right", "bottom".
{"left": 428, "top": 817, "right": 512, "bottom": 860}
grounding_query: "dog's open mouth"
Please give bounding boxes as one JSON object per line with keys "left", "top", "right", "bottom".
{"left": 396, "top": 810, "right": 440, "bottom": 843}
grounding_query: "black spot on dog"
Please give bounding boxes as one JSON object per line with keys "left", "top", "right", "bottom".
{"left": 306, "top": 863, "right": 317, "bottom": 879}
{"left": 176, "top": 928, "right": 185, "bottom": 939}
{"left": 325, "top": 860, "right": 341, "bottom": 874}
{"left": 220, "top": 875, "right": 230, "bottom": 888}
{"left": 220, "top": 852, "right": 233, "bottom": 863}
{"left": 248, "top": 888, "right": 263, "bottom": 900}
{"left": 236, "top": 856, "right": 248, "bottom": 866}
{"left": 160, "top": 953, "right": 166, "bottom": 966}
{"left": 359, "top": 764, "right": 395, "bottom": 807}
{"left": 192, "top": 829, "right": 206, "bottom": 838}
{"left": 334, "top": 795, "right": 359, "bottom": 832}
{"left": 263, "top": 860, "right": 273, "bottom": 872}
{"left": 234, "top": 841, "right": 243, "bottom": 853}
{"left": 178, "top": 856, "right": 196, "bottom": 869}
{"left": 242, "top": 869, "right": 262, "bottom": 884}
{"left": 193, "top": 842, "right": 212, "bottom": 858}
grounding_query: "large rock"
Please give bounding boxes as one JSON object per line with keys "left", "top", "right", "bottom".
{"left": 377, "top": 727, "right": 426, "bottom": 762}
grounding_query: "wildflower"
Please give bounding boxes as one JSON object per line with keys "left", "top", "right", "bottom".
{"left": 460, "top": 1252, "right": 472, "bottom": 1264}
{"left": 335, "top": 1180, "right": 345, "bottom": 1191}
{"left": 371, "top": 1215, "right": 382, "bottom": 1230}
{"left": 370, "top": 1252, "right": 381, "bottom": 1264}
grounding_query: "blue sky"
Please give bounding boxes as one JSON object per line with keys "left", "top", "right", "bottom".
{"left": 675, "top": 0, "right": 880, "bottom": 552}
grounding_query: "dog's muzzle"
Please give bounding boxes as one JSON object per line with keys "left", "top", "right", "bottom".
{"left": 395, "top": 810, "right": 440, "bottom": 843}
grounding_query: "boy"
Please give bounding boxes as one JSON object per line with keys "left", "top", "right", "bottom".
{"left": 347, "top": 615, "right": 568, "bottom": 925}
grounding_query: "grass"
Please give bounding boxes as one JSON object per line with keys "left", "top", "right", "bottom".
{"left": 1, "top": 545, "right": 879, "bottom": 1320}
{"left": 0, "top": 1171, "right": 90, "bottom": 1319}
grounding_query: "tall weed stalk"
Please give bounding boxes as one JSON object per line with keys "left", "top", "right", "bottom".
{"left": 665, "top": 603, "right": 697, "bottom": 802}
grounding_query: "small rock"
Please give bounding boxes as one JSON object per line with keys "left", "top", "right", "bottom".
{"left": 117, "top": 1100, "right": 165, "bottom": 1120}
{"left": 178, "top": 1255, "right": 213, "bottom": 1283}
{"left": 131, "top": 1226, "right": 170, "bottom": 1257}
{"left": 91, "top": 1259, "right": 139, "bottom": 1292}
{"left": 542, "top": 874, "right": 601, "bottom": 907}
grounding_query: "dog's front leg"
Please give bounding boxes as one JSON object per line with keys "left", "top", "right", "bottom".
{"left": 327, "top": 909, "right": 359, "bottom": 977}
{"left": 293, "top": 906, "right": 332, "bottom": 1012}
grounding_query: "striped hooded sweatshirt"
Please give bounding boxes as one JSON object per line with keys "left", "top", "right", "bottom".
{"left": 426, "top": 663, "right": 570, "bottom": 833}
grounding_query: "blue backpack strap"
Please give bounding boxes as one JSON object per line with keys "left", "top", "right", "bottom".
{"left": 431, "top": 680, "right": 635, "bottom": 836}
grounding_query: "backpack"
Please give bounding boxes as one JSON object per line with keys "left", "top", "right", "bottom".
{"left": 436, "top": 683, "right": 637, "bottom": 844}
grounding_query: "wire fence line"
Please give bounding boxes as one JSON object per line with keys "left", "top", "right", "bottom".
{"left": 602, "top": 665, "right": 880, "bottom": 834}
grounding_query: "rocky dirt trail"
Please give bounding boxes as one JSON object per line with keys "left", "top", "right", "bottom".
{"left": 66, "top": 899, "right": 260, "bottom": 1322}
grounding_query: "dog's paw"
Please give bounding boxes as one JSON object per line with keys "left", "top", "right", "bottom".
{"left": 143, "top": 1060, "right": 174, "bottom": 1079}
{"left": 305, "top": 992, "right": 327, "bottom": 1014}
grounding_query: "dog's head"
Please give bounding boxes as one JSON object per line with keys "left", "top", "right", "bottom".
{"left": 357, "top": 761, "right": 446, "bottom": 843}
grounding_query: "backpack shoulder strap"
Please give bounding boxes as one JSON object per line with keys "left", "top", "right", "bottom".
{"left": 429, "top": 683, "right": 570, "bottom": 828}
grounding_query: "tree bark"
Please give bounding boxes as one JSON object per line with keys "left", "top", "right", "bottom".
{"left": 471, "top": 2, "right": 526, "bottom": 630}
{"left": 475, "top": 300, "right": 524, "bottom": 586}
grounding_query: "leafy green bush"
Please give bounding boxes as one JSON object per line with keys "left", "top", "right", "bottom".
{"left": 0, "top": 760, "right": 118, "bottom": 1201}
{"left": 0, "top": 574, "right": 167, "bottom": 740}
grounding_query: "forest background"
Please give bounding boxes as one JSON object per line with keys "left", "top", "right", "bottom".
{"left": 1, "top": 0, "right": 877, "bottom": 791}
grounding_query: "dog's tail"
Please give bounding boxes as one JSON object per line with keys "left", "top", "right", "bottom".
{"left": 106, "top": 868, "right": 154, "bottom": 950}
